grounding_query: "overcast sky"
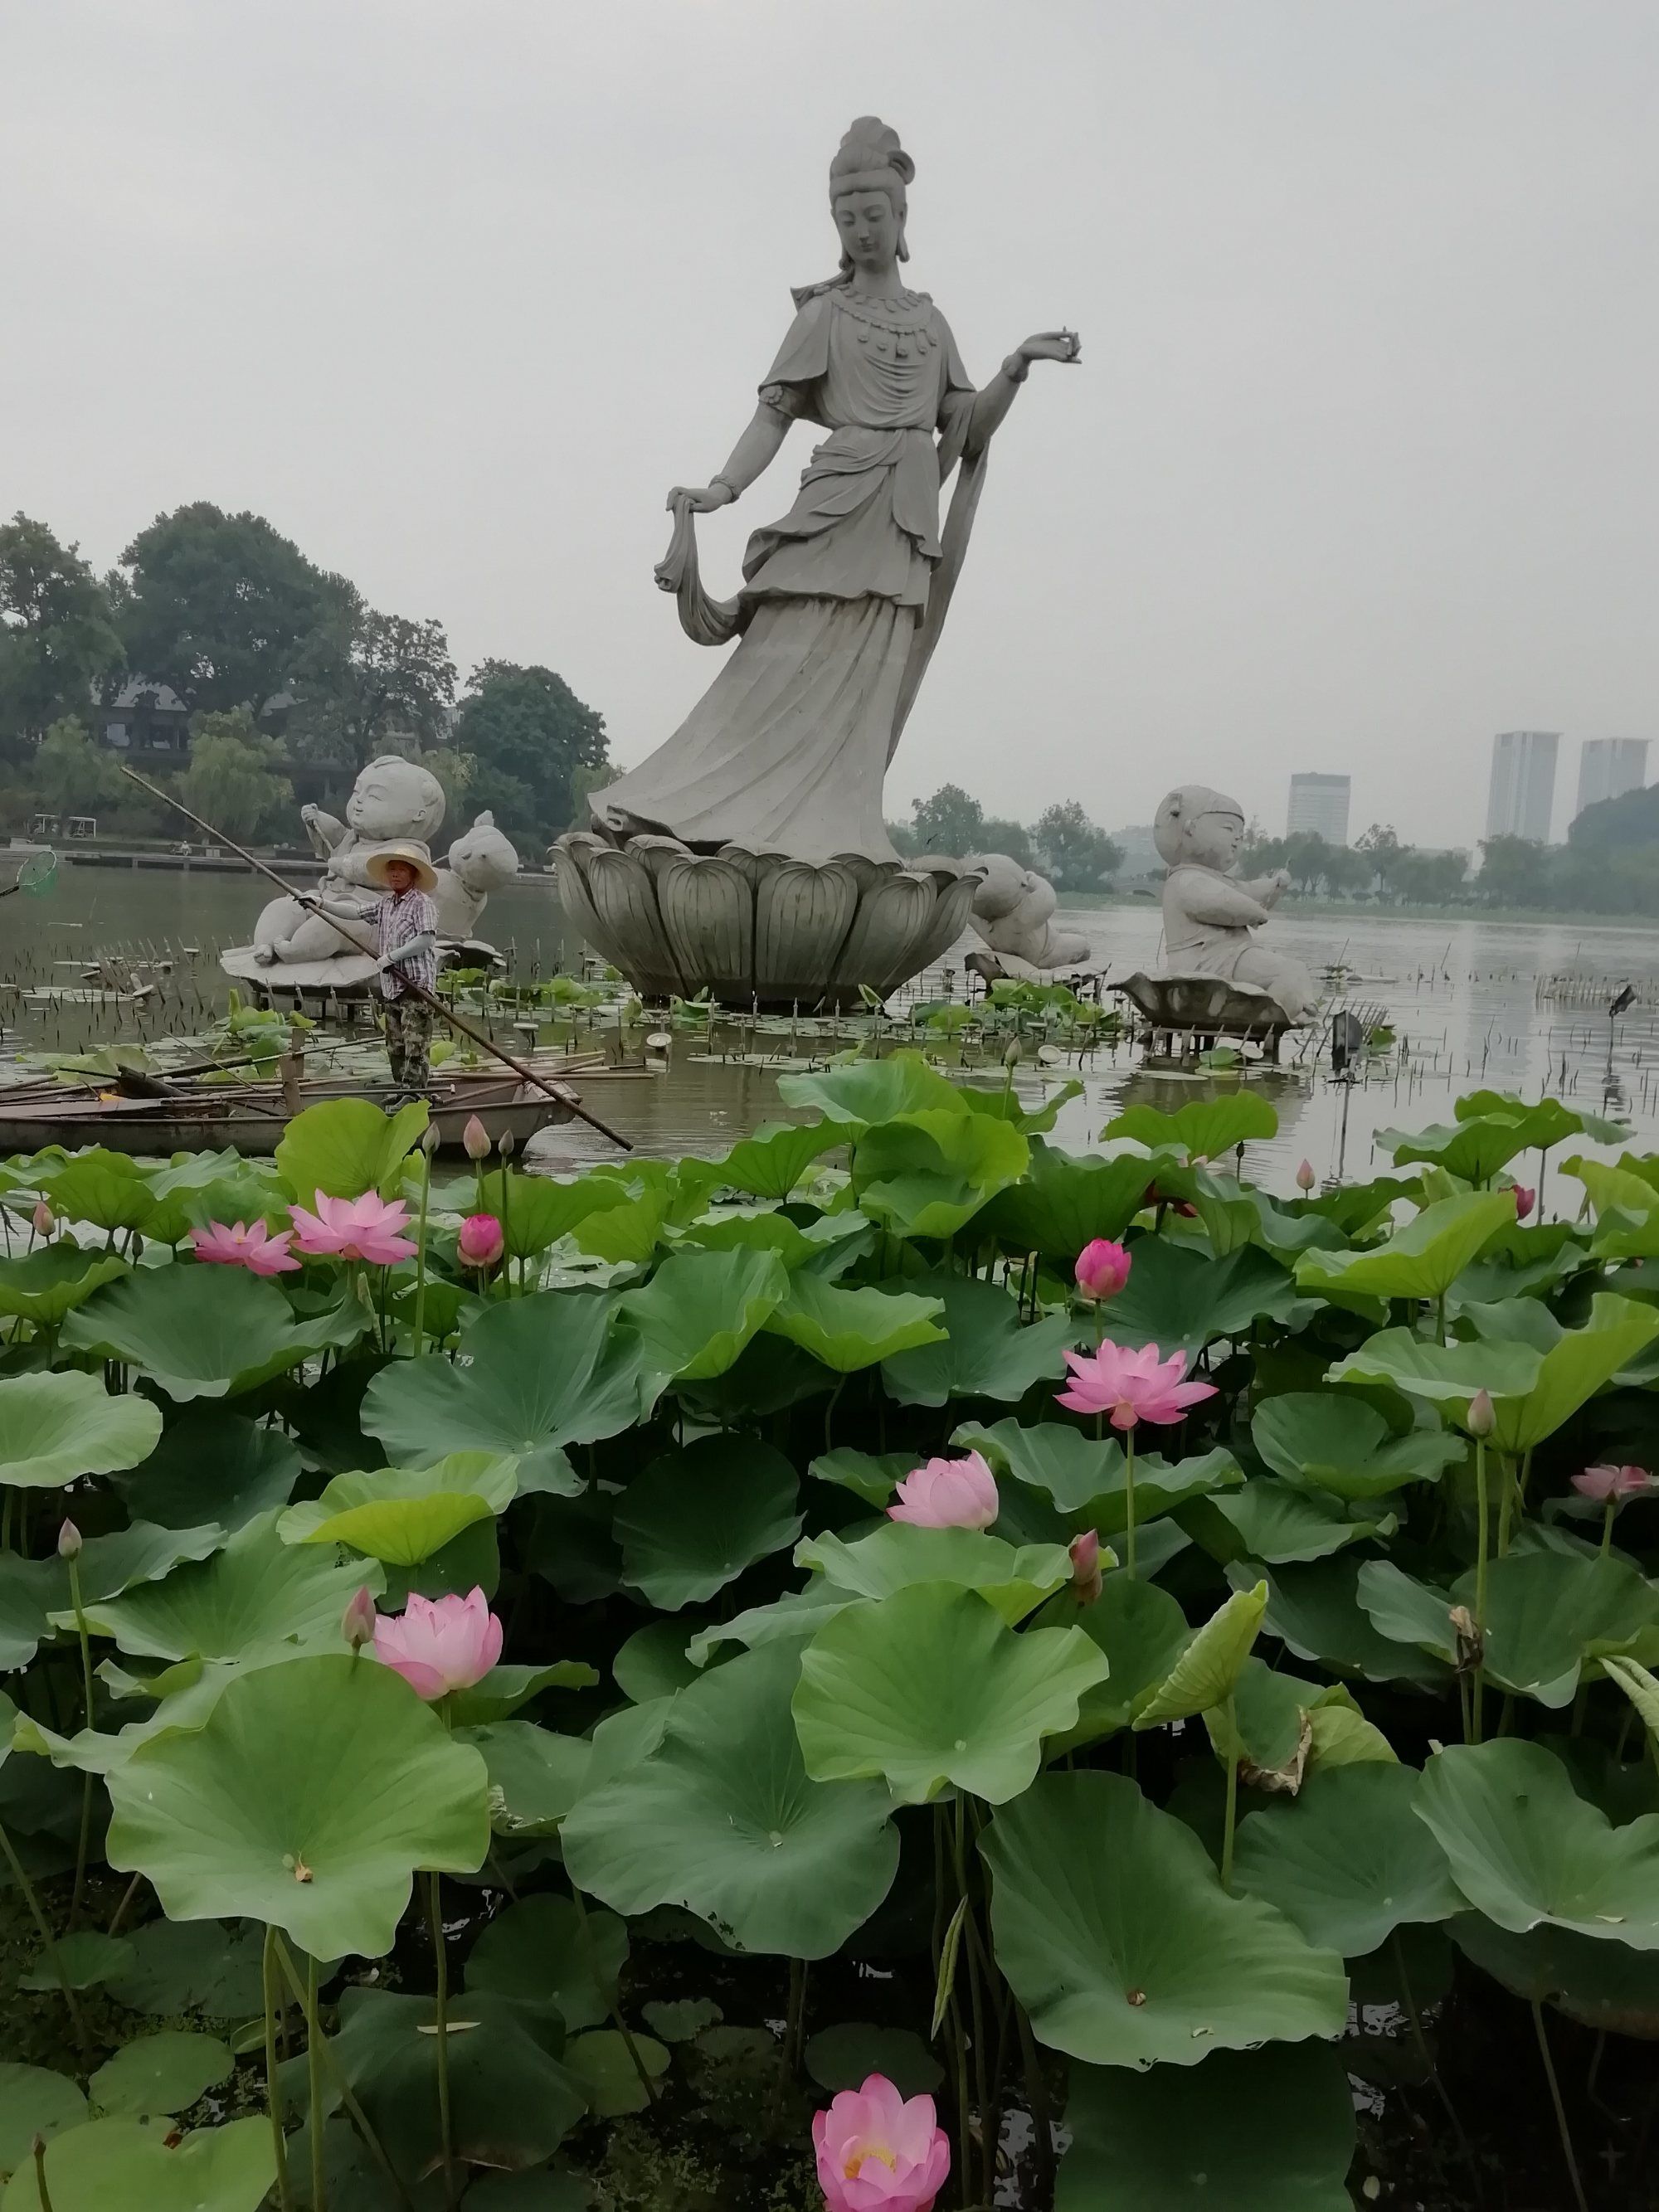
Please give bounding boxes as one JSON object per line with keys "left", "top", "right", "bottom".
{"left": 4, "top": 2, "right": 1655, "bottom": 847}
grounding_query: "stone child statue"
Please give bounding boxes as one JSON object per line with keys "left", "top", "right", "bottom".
{"left": 968, "top": 853, "right": 1092, "bottom": 970}
{"left": 1154, "top": 785, "right": 1317, "bottom": 1021}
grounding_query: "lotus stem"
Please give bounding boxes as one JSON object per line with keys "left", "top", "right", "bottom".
{"left": 1013, "top": 2003, "right": 1055, "bottom": 2204}
{"left": 0, "top": 1815, "right": 89, "bottom": 2059}
{"left": 66, "top": 1552, "right": 96, "bottom": 1928}
{"left": 107, "top": 1871, "right": 143, "bottom": 1937}
{"left": 274, "top": 1937, "right": 414, "bottom": 2212}
{"left": 263, "top": 1927, "right": 294, "bottom": 2212}
{"left": 1124, "top": 1427, "right": 1137, "bottom": 1580}
{"left": 1601, "top": 1502, "right": 1616, "bottom": 1558}
{"left": 306, "top": 1951, "right": 328, "bottom": 2212}
{"left": 32, "top": 2137, "right": 57, "bottom": 2212}
{"left": 497, "top": 1157, "right": 511, "bottom": 1298}
{"left": 1391, "top": 1930, "right": 1479, "bottom": 2192}
{"left": 1472, "top": 1437, "right": 1490, "bottom": 1743}
{"left": 1220, "top": 1697, "right": 1239, "bottom": 1891}
{"left": 949, "top": 1795, "right": 993, "bottom": 2205}
{"left": 785, "top": 1955, "right": 809, "bottom": 2074}
{"left": 427, "top": 1873, "right": 458, "bottom": 2206}
{"left": 569, "top": 1880, "right": 659, "bottom": 2106}
{"left": 1532, "top": 1998, "right": 1588, "bottom": 2212}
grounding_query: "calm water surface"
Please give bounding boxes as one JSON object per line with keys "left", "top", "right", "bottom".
{"left": 3, "top": 862, "right": 1657, "bottom": 1203}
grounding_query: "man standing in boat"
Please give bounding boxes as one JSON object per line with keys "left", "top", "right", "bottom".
{"left": 304, "top": 843, "right": 440, "bottom": 1098}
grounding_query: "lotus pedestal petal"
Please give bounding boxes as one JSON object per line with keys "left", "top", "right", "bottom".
{"left": 555, "top": 834, "right": 984, "bottom": 1011}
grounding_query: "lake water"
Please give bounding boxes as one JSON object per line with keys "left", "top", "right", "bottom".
{"left": 3, "top": 859, "right": 1657, "bottom": 1204}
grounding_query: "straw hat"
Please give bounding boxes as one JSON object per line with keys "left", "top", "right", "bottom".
{"left": 364, "top": 842, "right": 438, "bottom": 894}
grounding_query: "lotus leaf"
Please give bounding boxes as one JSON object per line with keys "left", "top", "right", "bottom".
{"left": 123, "top": 1407, "right": 300, "bottom": 1531}
{"left": 33, "top": 1150, "right": 157, "bottom": 1234}
{"left": 1102, "top": 1094, "right": 1279, "bottom": 1158}
{"left": 1186, "top": 1479, "right": 1397, "bottom": 1566}
{"left": 1135, "top": 1582, "right": 1267, "bottom": 1728}
{"left": 1041, "top": 1574, "right": 1194, "bottom": 1748}
{"left": 1097, "top": 1239, "right": 1301, "bottom": 1355}
{"left": 795, "top": 1523, "right": 1073, "bottom": 1626}
{"left": 980, "top": 1772, "right": 1347, "bottom": 2065}
{"left": 980, "top": 1140, "right": 1162, "bottom": 1263}
{"left": 615, "top": 1436, "right": 801, "bottom": 1609}
{"left": 277, "top": 1451, "right": 518, "bottom": 1563}
{"left": 850, "top": 1108, "right": 1029, "bottom": 1238}
{"left": 880, "top": 1271, "right": 1075, "bottom": 1406}
{"left": 563, "top": 1641, "right": 899, "bottom": 1956}
{"left": 363, "top": 1291, "right": 654, "bottom": 1490}
{"left": 1564, "top": 1159, "right": 1659, "bottom": 1260}
{"left": 567, "top": 2029, "right": 672, "bottom": 2117}
{"left": 1456, "top": 1092, "right": 1628, "bottom": 1148}
{"left": 805, "top": 2024, "right": 942, "bottom": 2099}
{"left": 806, "top": 1447, "right": 913, "bottom": 1506}
{"left": 445, "top": 1660, "right": 600, "bottom": 1727}
{"left": 489, "top": 1169, "right": 636, "bottom": 1261}
{"left": 761, "top": 1273, "right": 946, "bottom": 1373}
{"left": 612, "top": 1618, "right": 701, "bottom": 1703}
{"left": 0, "top": 1370, "right": 162, "bottom": 1489}
{"left": 0, "top": 1247, "right": 129, "bottom": 1328}
{"left": 1296, "top": 1191, "right": 1517, "bottom": 1303}
{"left": 466, "top": 1893, "right": 629, "bottom": 2026}
{"left": 776, "top": 1052, "right": 966, "bottom": 1128}
{"left": 61, "top": 1264, "right": 348, "bottom": 1403}
{"left": 0, "top": 2063, "right": 87, "bottom": 2177}
{"left": 273, "top": 1093, "right": 428, "bottom": 1201}
{"left": 617, "top": 1247, "right": 790, "bottom": 1381}
{"left": 70, "top": 1514, "right": 377, "bottom": 1663}
{"left": 1251, "top": 1393, "right": 1463, "bottom": 1500}
{"left": 105, "top": 1918, "right": 267, "bottom": 2020}
{"left": 1055, "top": 2042, "right": 1357, "bottom": 2211}
{"left": 954, "top": 1418, "right": 1243, "bottom": 1526}
{"left": 1238, "top": 1558, "right": 1449, "bottom": 1685}
{"left": 1232, "top": 1764, "right": 1462, "bottom": 1952}
{"left": 18, "top": 1932, "right": 133, "bottom": 1992}
{"left": 465, "top": 1721, "right": 592, "bottom": 1836}
{"left": 686, "top": 1582, "right": 857, "bottom": 1668}
{"left": 2, "top": 2116, "right": 275, "bottom": 2212}
{"left": 1378, "top": 1114, "right": 1546, "bottom": 1184}
{"left": 643, "top": 1996, "right": 723, "bottom": 2042}
{"left": 89, "top": 2034, "right": 233, "bottom": 2121}
{"left": 105, "top": 1653, "right": 489, "bottom": 1959}
{"left": 708, "top": 1118, "right": 844, "bottom": 1198}
{"left": 1413, "top": 1739, "right": 1659, "bottom": 1945}
{"left": 1452, "top": 1913, "right": 1659, "bottom": 2036}
{"left": 794, "top": 1582, "right": 1108, "bottom": 1804}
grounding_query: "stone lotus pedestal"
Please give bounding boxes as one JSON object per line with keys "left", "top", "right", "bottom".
{"left": 1111, "top": 970, "right": 1304, "bottom": 1060}
{"left": 554, "top": 832, "right": 984, "bottom": 1011}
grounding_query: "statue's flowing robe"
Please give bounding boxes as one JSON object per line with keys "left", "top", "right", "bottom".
{"left": 592, "top": 281, "right": 977, "bottom": 863}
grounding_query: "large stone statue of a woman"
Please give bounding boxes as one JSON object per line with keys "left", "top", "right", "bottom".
{"left": 588, "top": 117, "right": 1078, "bottom": 866}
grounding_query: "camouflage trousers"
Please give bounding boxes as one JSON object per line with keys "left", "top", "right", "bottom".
{"left": 382, "top": 994, "right": 433, "bottom": 1091}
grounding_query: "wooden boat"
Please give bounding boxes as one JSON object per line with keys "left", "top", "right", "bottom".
{"left": 0, "top": 1075, "right": 577, "bottom": 1159}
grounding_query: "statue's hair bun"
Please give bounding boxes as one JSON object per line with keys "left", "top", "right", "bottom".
{"left": 831, "top": 116, "right": 914, "bottom": 189}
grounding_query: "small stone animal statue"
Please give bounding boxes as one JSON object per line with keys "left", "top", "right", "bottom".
{"left": 1153, "top": 785, "right": 1316, "bottom": 1020}
{"left": 968, "top": 853, "right": 1092, "bottom": 971}
{"left": 432, "top": 811, "right": 519, "bottom": 940}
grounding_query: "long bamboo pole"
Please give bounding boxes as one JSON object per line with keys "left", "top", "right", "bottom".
{"left": 119, "top": 766, "right": 631, "bottom": 1151}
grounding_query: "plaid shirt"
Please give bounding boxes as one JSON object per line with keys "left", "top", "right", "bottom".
{"left": 374, "top": 888, "right": 438, "bottom": 1001}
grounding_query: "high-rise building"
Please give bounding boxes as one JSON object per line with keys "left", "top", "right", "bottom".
{"left": 1575, "top": 738, "right": 1649, "bottom": 818}
{"left": 1486, "top": 731, "right": 1559, "bottom": 843}
{"left": 1286, "top": 773, "right": 1350, "bottom": 843}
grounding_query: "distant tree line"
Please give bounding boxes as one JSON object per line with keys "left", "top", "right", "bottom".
{"left": 891, "top": 784, "right": 1124, "bottom": 892}
{"left": 0, "top": 505, "right": 609, "bottom": 850}
{"left": 1241, "top": 810, "right": 1659, "bottom": 916}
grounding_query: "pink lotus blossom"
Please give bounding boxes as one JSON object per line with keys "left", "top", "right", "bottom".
{"left": 463, "top": 1115, "right": 492, "bottom": 1162}
{"left": 887, "top": 1452, "right": 999, "bottom": 1531}
{"left": 1074, "top": 1238, "right": 1131, "bottom": 1303}
{"left": 189, "top": 1218, "right": 300, "bottom": 1276}
{"left": 32, "top": 1200, "right": 55, "bottom": 1237}
{"left": 1295, "top": 1159, "right": 1317, "bottom": 1194}
{"left": 289, "top": 1190, "right": 418, "bottom": 1266}
{"left": 372, "top": 1587, "right": 502, "bottom": 1700}
{"left": 1573, "top": 1464, "right": 1654, "bottom": 1504}
{"left": 1070, "top": 1529, "right": 1102, "bottom": 1604}
{"left": 1467, "top": 1388, "right": 1496, "bottom": 1438}
{"left": 813, "top": 2073, "right": 950, "bottom": 2212}
{"left": 1057, "top": 1339, "right": 1219, "bottom": 1430}
{"left": 342, "top": 1587, "right": 378, "bottom": 1651}
{"left": 458, "top": 1213, "right": 504, "bottom": 1268}
{"left": 1511, "top": 1184, "right": 1536, "bottom": 1221}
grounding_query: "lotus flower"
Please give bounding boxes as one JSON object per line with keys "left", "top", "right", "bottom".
{"left": 1467, "top": 1388, "right": 1496, "bottom": 1438}
{"left": 458, "top": 1213, "right": 504, "bottom": 1268}
{"left": 57, "top": 1519, "right": 81, "bottom": 1561}
{"left": 1573, "top": 1464, "right": 1654, "bottom": 1504}
{"left": 1511, "top": 1184, "right": 1536, "bottom": 1222}
{"left": 342, "top": 1587, "right": 378, "bottom": 1651}
{"left": 1069, "top": 1528, "right": 1102, "bottom": 1604}
{"left": 1074, "top": 1238, "right": 1131, "bottom": 1303}
{"left": 1295, "top": 1159, "right": 1317, "bottom": 1194}
{"left": 1057, "top": 1339, "right": 1218, "bottom": 1430}
{"left": 189, "top": 1218, "right": 300, "bottom": 1276}
{"left": 463, "top": 1116, "right": 491, "bottom": 1162}
{"left": 813, "top": 2073, "right": 950, "bottom": 2212}
{"left": 887, "top": 1452, "right": 999, "bottom": 1531}
{"left": 32, "top": 1200, "right": 54, "bottom": 1237}
{"left": 372, "top": 1587, "right": 503, "bottom": 1700}
{"left": 289, "top": 1190, "right": 418, "bottom": 1266}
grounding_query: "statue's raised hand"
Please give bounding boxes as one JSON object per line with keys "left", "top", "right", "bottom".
{"left": 667, "top": 483, "right": 737, "bottom": 515}
{"left": 1016, "top": 330, "right": 1082, "bottom": 367}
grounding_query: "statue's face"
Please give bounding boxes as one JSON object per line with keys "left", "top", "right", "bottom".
{"left": 1196, "top": 811, "right": 1247, "bottom": 868}
{"left": 834, "top": 191, "right": 902, "bottom": 273}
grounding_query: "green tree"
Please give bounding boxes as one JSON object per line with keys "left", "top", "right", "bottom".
{"left": 1477, "top": 834, "right": 1551, "bottom": 907}
{"left": 180, "top": 709, "right": 293, "bottom": 843}
{"left": 1569, "top": 783, "right": 1659, "bottom": 850}
{"left": 1355, "top": 823, "right": 1405, "bottom": 899}
{"left": 0, "top": 514, "right": 123, "bottom": 756}
{"left": 31, "top": 717, "right": 125, "bottom": 819}
{"left": 1390, "top": 848, "right": 1469, "bottom": 904}
{"left": 978, "top": 814, "right": 1035, "bottom": 868}
{"left": 908, "top": 784, "right": 985, "bottom": 856}
{"left": 113, "top": 503, "right": 334, "bottom": 715}
{"left": 453, "top": 660, "right": 607, "bottom": 846}
{"left": 289, "top": 590, "right": 456, "bottom": 769}
{"left": 1032, "top": 800, "right": 1123, "bottom": 892}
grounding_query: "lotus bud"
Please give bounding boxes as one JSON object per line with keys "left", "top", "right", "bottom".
{"left": 1511, "top": 1184, "right": 1536, "bottom": 1222}
{"left": 1003, "top": 1040, "right": 1021, "bottom": 1069}
{"left": 1074, "top": 1239, "right": 1131, "bottom": 1303}
{"left": 420, "top": 1124, "right": 441, "bottom": 1157}
{"left": 1467, "top": 1388, "right": 1496, "bottom": 1439}
{"left": 462, "top": 1115, "right": 490, "bottom": 1162}
{"left": 498, "top": 1128, "right": 516, "bottom": 1159}
{"left": 458, "top": 1213, "right": 505, "bottom": 1269}
{"left": 31, "top": 1200, "right": 54, "bottom": 1237}
{"left": 56, "top": 1519, "right": 82, "bottom": 1562}
{"left": 1295, "top": 1159, "right": 1316, "bottom": 1194}
{"left": 342, "top": 1587, "right": 377, "bottom": 1651}
{"left": 1069, "top": 1529, "right": 1103, "bottom": 1606}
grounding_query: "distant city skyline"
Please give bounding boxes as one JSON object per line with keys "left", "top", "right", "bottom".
{"left": 1576, "top": 737, "right": 1648, "bottom": 818}
{"left": 1286, "top": 772, "right": 1351, "bottom": 844}
{"left": 1486, "top": 731, "right": 1559, "bottom": 843}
